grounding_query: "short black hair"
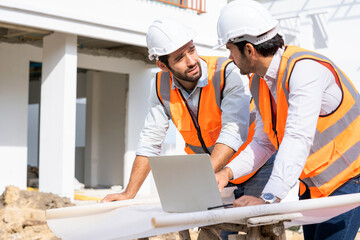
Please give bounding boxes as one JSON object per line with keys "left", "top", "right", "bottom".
{"left": 234, "top": 34, "right": 284, "bottom": 57}
{"left": 158, "top": 55, "right": 170, "bottom": 68}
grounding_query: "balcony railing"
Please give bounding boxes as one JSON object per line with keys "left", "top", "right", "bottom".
{"left": 154, "top": 0, "right": 206, "bottom": 14}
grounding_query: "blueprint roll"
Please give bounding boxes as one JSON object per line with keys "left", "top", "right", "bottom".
{"left": 151, "top": 193, "right": 360, "bottom": 228}
{"left": 46, "top": 197, "right": 160, "bottom": 219}
{"left": 46, "top": 193, "right": 360, "bottom": 240}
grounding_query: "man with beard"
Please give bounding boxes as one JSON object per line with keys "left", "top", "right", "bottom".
{"left": 214, "top": 1, "right": 360, "bottom": 239}
{"left": 101, "top": 19, "right": 275, "bottom": 223}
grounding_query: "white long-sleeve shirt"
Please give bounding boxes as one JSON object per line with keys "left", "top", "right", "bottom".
{"left": 227, "top": 48, "right": 342, "bottom": 199}
{"left": 136, "top": 58, "right": 251, "bottom": 157}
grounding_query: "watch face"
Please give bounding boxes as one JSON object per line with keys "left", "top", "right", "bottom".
{"left": 263, "top": 193, "right": 275, "bottom": 200}
{"left": 261, "top": 193, "right": 276, "bottom": 203}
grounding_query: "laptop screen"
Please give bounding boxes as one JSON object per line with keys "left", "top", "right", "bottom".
{"left": 148, "top": 154, "right": 227, "bottom": 213}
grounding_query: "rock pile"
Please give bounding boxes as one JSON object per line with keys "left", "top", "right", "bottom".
{"left": 0, "top": 185, "right": 74, "bottom": 240}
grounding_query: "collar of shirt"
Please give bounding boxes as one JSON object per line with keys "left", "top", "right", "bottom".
{"left": 171, "top": 58, "right": 208, "bottom": 100}
{"left": 263, "top": 47, "right": 285, "bottom": 102}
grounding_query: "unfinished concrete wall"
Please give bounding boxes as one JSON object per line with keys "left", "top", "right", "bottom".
{"left": 0, "top": 42, "right": 41, "bottom": 194}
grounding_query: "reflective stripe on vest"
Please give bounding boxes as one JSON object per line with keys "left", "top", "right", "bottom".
{"left": 156, "top": 71, "right": 171, "bottom": 119}
{"left": 302, "top": 141, "right": 360, "bottom": 189}
{"left": 250, "top": 74, "right": 279, "bottom": 148}
{"left": 251, "top": 45, "right": 360, "bottom": 198}
{"left": 156, "top": 56, "right": 258, "bottom": 184}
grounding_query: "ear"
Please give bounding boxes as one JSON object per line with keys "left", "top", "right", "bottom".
{"left": 244, "top": 43, "right": 256, "bottom": 57}
{"left": 156, "top": 60, "right": 170, "bottom": 72}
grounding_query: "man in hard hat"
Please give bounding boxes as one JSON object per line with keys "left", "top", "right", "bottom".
{"left": 215, "top": 0, "right": 360, "bottom": 239}
{"left": 101, "top": 18, "right": 275, "bottom": 214}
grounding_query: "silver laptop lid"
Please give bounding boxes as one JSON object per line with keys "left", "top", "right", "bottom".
{"left": 148, "top": 154, "right": 224, "bottom": 213}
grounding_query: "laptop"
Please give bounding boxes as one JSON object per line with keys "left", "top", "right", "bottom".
{"left": 148, "top": 154, "right": 235, "bottom": 213}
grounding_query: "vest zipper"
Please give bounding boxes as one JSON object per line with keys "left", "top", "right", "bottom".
{"left": 269, "top": 90, "right": 280, "bottom": 149}
{"left": 179, "top": 89, "right": 211, "bottom": 154}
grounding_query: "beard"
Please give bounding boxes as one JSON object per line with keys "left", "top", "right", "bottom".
{"left": 170, "top": 61, "right": 202, "bottom": 83}
{"left": 238, "top": 66, "right": 249, "bottom": 75}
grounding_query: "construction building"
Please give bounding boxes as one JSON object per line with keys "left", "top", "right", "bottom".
{"left": 0, "top": 0, "right": 359, "bottom": 200}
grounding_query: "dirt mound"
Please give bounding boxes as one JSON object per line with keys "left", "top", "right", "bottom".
{"left": 0, "top": 185, "right": 74, "bottom": 240}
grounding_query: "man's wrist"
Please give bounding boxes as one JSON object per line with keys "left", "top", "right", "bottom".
{"left": 224, "top": 167, "right": 234, "bottom": 181}
{"left": 124, "top": 189, "right": 136, "bottom": 199}
{"left": 260, "top": 193, "right": 279, "bottom": 204}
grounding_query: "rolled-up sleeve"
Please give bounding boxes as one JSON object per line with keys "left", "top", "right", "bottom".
{"left": 135, "top": 77, "right": 169, "bottom": 157}
{"left": 216, "top": 66, "right": 251, "bottom": 151}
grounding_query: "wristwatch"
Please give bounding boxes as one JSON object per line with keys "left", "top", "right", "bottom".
{"left": 260, "top": 193, "right": 277, "bottom": 204}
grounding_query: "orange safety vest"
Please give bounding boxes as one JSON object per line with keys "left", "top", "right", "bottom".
{"left": 250, "top": 45, "right": 360, "bottom": 198}
{"left": 156, "top": 56, "right": 257, "bottom": 184}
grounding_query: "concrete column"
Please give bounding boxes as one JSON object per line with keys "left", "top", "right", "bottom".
{"left": 84, "top": 71, "right": 127, "bottom": 188}
{"left": 39, "top": 32, "right": 77, "bottom": 199}
{"left": 124, "top": 70, "right": 156, "bottom": 197}
{"left": 0, "top": 43, "right": 29, "bottom": 194}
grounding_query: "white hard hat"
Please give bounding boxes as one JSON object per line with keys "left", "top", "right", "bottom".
{"left": 146, "top": 18, "right": 196, "bottom": 60}
{"left": 215, "top": 0, "right": 279, "bottom": 49}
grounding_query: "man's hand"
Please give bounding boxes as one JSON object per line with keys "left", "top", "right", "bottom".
{"left": 100, "top": 192, "right": 133, "bottom": 203}
{"left": 233, "top": 195, "right": 265, "bottom": 207}
{"left": 100, "top": 155, "right": 151, "bottom": 203}
{"left": 215, "top": 167, "right": 234, "bottom": 192}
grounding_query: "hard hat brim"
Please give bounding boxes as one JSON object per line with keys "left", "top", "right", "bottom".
{"left": 212, "top": 42, "right": 225, "bottom": 50}
{"left": 214, "top": 24, "right": 280, "bottom": 50}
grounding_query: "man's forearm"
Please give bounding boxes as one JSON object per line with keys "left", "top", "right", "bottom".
{"left": 210, "top": 143, "right": 235, "bottom": 172}
{"left": 124, "top": 155, "right": 151, "bottom": 198}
